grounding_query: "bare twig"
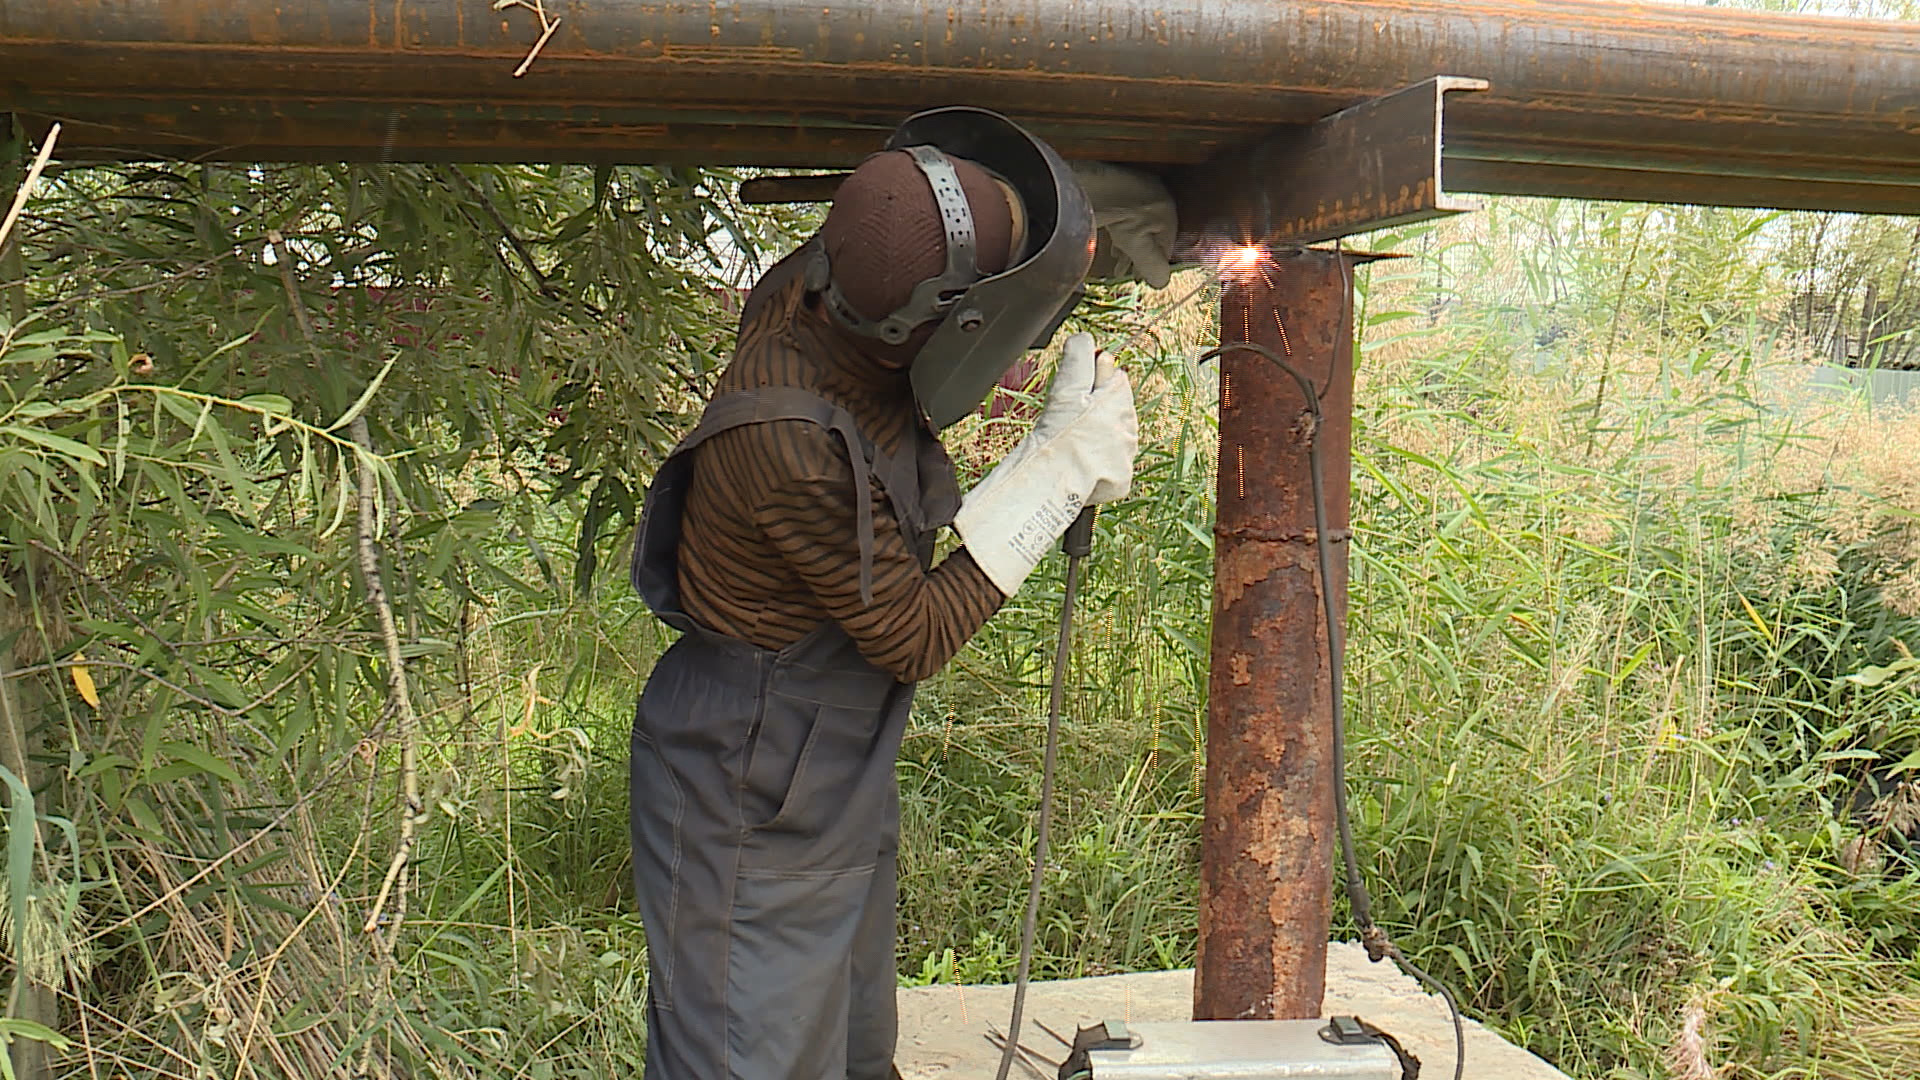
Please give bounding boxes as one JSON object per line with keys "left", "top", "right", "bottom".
{"left": 168, "top": 632, "right": 380, "bottom": 649}
{"left": 0, "top": 122, "right": 58, "bottom": 255}
{"left": 5, "top": 656, "right": 273, "bottom": 748}
{"left": 265, "top": 229, "right": 320, "bottom": 352}
{"left": 497, "top": 0, "right": 562, "bottom": 77}
{"left": 0, "top": 250, "right": 239, "bottom": 317}
{"left": 71, "top": 743, "right": 365, "bottom": 948}
{"left": 229, "top": 807, "right": 366, "bottom": 1076}
{"left": 514, "top": 16, "right": 563, "bottom": 78}
{"left": 265, "top": 227, "right": 422, "bottom": 955}
{"left": 235, "top": 654, "right": 322, "bottom": 716}
{"left": 52, "top": 987, "right": 201, "bottom": 1075}
{"left": 351, "top": 411, "right": 423, "bottom": 953}
{"left": 28, "top": 539, "right": 192, "bottom": 670}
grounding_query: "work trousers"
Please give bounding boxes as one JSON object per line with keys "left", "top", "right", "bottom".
{"left": 629, "top": 621, "right": 912, "bottom": 1080}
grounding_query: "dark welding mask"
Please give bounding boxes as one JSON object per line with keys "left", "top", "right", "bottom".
{"left": 818, "top": 106, "right": 1095, "bottom": 430}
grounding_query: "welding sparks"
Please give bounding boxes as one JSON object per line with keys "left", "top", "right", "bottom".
{"left": 1213, "top": 242, "right": 1275, "bottom": 288}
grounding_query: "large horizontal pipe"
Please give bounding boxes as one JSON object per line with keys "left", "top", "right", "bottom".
{"left": 1, "top": 1, "right": 1916, "bottom": 212}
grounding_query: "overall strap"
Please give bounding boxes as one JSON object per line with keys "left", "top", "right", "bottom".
{"left": 672, "top": 387, "right": 882, "bottom": 606}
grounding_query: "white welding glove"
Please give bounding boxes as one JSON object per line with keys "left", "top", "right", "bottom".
{"left": 1071, "top": 160, "right": 1178, "bottom": 290}
{"left": 955, "top": 333, "right": 1139, "bottom": 597}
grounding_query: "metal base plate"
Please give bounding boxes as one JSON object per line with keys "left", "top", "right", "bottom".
{"left": 1087, "top": 1020, "right": 1400, "bottom": 1080}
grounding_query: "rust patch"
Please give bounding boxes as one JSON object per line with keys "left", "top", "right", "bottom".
{"left": 1214, "top": 538, "right": 1313, "bottom": 609}
{"left": 1243, "top": 791, "right": 1312, "bottom": 866}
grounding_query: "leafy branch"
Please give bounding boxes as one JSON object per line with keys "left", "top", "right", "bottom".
{"left": 265, "top": 227, "right": 421, "bottom": 961}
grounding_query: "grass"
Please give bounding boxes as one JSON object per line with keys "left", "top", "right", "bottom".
{"left": 397, "top": 218, "right": 1920, "bottom": 1079}
{"left": 877, "top": 206, "right": 1920, "bottom": 1078}
{"left": 15, "top": 193, "right": 1920, "bottom": 1080}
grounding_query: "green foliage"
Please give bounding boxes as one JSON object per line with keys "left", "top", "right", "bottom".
{"left": 901, "top": 201, "right": 1920, "bottom": 1080}
{"left": 0, "top": 158, "right": 811, "bottom": 1076}
{"left": 4, "top": 140, "right": 1920, "bottom": 1080}
{"left": 1332, "top": 206, "right": 1920, "bottom": 1077}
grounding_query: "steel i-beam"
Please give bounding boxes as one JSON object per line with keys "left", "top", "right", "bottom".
{"left": 1192, "top": 79, "right": 1474, "bottom": 1021}
{"left": 1169, "top": 77, "right": 1486, "bottom": 254}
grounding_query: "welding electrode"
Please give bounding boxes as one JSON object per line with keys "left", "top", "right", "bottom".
{"left": 990, "top": 293, "right": 1196, "bottom": 1080}
{"left": 995, "top": 503, "right": 1096, "bottom": 1080}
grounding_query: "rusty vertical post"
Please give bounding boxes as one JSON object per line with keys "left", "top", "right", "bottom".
{"left": 1195, "top": 247, "right": 1355, "bottom": 1022}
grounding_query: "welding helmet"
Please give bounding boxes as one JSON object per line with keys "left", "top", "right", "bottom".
{"left": 818, "top": 106, "right": 1095, "bottom": 430}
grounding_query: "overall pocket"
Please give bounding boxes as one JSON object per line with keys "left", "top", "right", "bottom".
{"left": 741, "top": 695, "right": 892, "bottom": 872}
{"left": 740, "top": 694, "right": 819, "bottom": 832}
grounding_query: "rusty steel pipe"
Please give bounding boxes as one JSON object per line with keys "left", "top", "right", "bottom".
{"left": 1196, "top": 249, "right": 1355, "bottom": 1022}
{"left": 1, "top": 1, "right": 1918, "bottom": 211}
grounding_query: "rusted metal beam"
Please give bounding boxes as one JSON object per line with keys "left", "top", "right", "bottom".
{"left": 1197, "top": 248, "right": 1355, "bottom": 1023}
{"left": 739, "top": 77, "right": 1488, "bottom": 255}
{"left": 2, "top": 1, "right": 1918, "bottom": 212}
{"left": 1172, "top": 76, "right": 1487, "bottom": 253}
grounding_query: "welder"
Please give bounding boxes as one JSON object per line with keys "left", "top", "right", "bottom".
{"left": 626, "top": 106, "right": 1173, "bottom": 1080}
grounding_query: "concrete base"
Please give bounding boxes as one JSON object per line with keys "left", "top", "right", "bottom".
{"left": 896, "top": 942, "right": 1570, "bottom": 1080}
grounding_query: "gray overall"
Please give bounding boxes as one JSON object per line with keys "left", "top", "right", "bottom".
{"left": 629, "top": 386, "right": 959, "bottom": 1080}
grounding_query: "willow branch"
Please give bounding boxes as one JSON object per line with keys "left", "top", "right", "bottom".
{"left": 352, "top": 412, "right": 423, "bottom": 954}
{"left": 0, "top": 122, "right": 58, "bottom": 255}
{"left": 438, "top": 165, "right": 552, "bottom": 295}
{"left": 434, "top": 166, "right": 708, "bottom": 398}
{"left": 265, "top": 228, "right": 421, "bottom": 956}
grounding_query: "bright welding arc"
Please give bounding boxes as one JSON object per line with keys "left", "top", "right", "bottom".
{"left": 1105, "top": 241, "right": 1287, "bottom": 363}
{"left": 1222, "top": 243, "right": 1266, "bottom": 283}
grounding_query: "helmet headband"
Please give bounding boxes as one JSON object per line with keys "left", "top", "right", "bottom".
{"left": 821, "top": 146, "right": 982, "bottom": 346}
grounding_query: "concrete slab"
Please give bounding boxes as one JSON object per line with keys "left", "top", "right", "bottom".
{"left": 896, "top": 942, "right": 1569, "bottom": 1080}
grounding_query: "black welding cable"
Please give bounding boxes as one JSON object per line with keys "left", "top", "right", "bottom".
{"left": 1197, "top": 338, "right": 1466, "bottom": 1080}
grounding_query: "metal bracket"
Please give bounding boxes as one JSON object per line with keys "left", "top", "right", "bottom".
{"left": 1320, "top": 1016, "right": 1374, "bottom": 1045}
{"left": 1171, "top": 75, "right": 1489, "bottom": 254}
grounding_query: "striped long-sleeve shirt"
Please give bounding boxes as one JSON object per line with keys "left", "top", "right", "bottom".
{"left": 675, "top": 266, "right": 1005, "bottom": 683}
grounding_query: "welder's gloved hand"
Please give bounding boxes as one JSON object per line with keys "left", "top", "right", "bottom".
{"left": 955, "top": 333, "right": 1138, "bottom": 597}
{"left": 1071, "top": 161, "right": 1178, "bottom": 290}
